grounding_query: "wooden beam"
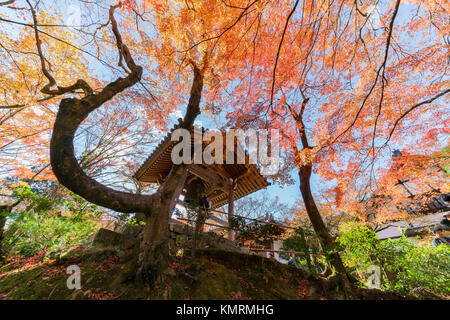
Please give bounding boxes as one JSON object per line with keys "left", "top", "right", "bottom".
{"left": 228, "top": 180, "right": 236, "bottom": 241}
{"left": 209, "top": 214, "right": 228, "bottom": 226}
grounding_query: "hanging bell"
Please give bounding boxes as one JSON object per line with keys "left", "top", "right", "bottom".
{"left": 184, "top": 178, "right": 205, "bottom": 206}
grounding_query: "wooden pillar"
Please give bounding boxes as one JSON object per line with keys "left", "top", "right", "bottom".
{"left": 227, "top": 180, "right": 236, "bottom": 242}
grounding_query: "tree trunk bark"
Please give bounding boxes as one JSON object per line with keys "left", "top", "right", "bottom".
{"left": 136, "top": 164, "right": 189, "bottom": 284}
{"left": 0, "top": 210, "right": 6, "bottom": 262}
{"left": 289, "top": 97, "right": 353, "bottom": 293}
{"left": 298, "top": 165, "right": 352, "bottom": 291}
{"left": 227, "top": 181, "right": 235, "bottom": 242}
{"left": 134, "top": 62, "right": 204, "bottom": 282}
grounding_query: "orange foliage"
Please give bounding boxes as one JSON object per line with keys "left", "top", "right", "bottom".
{"left": 0, "top": 1, "right": 448, "bottom": 224}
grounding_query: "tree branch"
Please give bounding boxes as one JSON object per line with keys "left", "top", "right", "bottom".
{"left": 49, "top": 4, "right": 153, "bottom": 213}
{"left": 331, "top": 0, "right": 401, "bottom": 146}
{"left": 49, "top": 3, "right": 205, "bottom": 214}
{"left": 27, "top": 0, "right": 93, "bottom": 96}
{"left": 270, "top": 0, "right": 300, "bottom": 107}
{"left": 384, "top": 88, "right": 450, "bottom": 144}
{"left": 0, "top": 0, "right": 15, "bottom": 6}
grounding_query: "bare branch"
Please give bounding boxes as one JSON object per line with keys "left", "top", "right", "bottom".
{"left": 331, "top": 0, "right": 401, "bottom": 146}
{"left": 26, "top": 0, "right": 93, "bottom": 96}
{"left": 49, "top": 4, "right": 204, "bottom": 214}
{"left": 270, "top": 0, "right": 300, "bottom": 106}
{"left": 0, "top": 0, "right": 15, "bottom": 6}
{"left": 384, "top": 88, "right": 450, "bottom": 144}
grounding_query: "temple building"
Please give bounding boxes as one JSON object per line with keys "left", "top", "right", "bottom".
{"left": 133, "top": 123, "right": 269, "bottom": 239}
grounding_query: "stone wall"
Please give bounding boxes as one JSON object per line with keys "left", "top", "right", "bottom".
{"left": 92, "top": 221, "right": 247, "bottom": 254}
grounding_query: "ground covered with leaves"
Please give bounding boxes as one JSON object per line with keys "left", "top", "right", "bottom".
{"left": 0, "top": 245, "right": 424, "bottom": 300}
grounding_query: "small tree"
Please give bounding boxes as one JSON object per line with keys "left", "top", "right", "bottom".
{"left": 337, "top": 222, "right": 450, "bottom": 297}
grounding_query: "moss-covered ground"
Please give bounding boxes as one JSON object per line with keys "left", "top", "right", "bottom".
{"left": 0, "top": 246, "right": 409, "bottom": 300}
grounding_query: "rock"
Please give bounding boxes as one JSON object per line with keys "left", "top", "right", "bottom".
{"left": 176, "top": 235, "right": 189, "bottom": 246}
{"left": 115, "top": 224, "right": 143, "bottom": 238}
{"left": 169, "top": 222, "right": 193, "bottom": 235}
{"left": 169, "top": 238, "right": 175, "bottom": 250}
{"left": 92, "top": 228, "right": 137, "bottom": 250}
{"left": 93, "top": 223, "right": 243, "bottom": 254}
{"left": 201, "top": 232, "right": 246, "bottom": 253}
{"left": 70, "top": 290, "right": 84, "bottom": 300}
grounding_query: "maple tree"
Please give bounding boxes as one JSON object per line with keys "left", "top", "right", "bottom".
{"left": 0, "top": 0, "right": 448, "bottom": 290}
{"left": 220, "top": 0, "right": 448, "bottom": 285}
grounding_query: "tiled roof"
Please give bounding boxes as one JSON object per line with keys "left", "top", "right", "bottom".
{"left": 133, "top": 121, "right": 269, "bottom": 209}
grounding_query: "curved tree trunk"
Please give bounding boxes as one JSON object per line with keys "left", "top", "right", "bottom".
{"left": 290, "top": 97, "right": 352, "bottom": 292}
{"left": 45, "top": 5, "right": 206, "bottom": 285}
{"left": 298, "top": 165, "right": 352, "bottom": 290}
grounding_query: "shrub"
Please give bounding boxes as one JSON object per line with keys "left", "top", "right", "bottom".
{"left": 3, "top": 185, "right": 101, "bottom": 258}
{"left": 5, "top": 210, "right": 99, "bottom": 257}
{"left": 337, "top": 221, "right": 450, "bottom": 297}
